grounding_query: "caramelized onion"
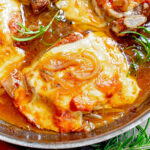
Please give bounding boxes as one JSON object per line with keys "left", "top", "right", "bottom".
{"left": 107, "top": 8, "right": 123, "bottom": 18}
{"left": 124, "top": 15, "right": 147, "bottom": 28}
{"left": 42, "top": 53, "right": 80, "bottom": 71}
{"left": 84, "top": 113, "right": 102, "bottom": 119}
{"left": 41, "top": 51, "right": 100, "bottom": 89}
{"left": 71, "top": 52, "right": 100, "bottom": 80}
{"left": 55, "top": 72, "right": 75, "bottom": 89}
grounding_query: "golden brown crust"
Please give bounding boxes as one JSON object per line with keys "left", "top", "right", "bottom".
{"left": 8, "top": 13, "right": 22, "bottom": 34}
{"left": 93, "top": 0, "right": 150, "bottom": 36}
{"left": 54, "top": 32, "right": 84, "bottom": 47}
{"left": 31, "top": 0, "right": 49, "bottom": 14}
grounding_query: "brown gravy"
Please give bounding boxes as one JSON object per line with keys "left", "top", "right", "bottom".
{"left": 0, "top": 4, "right": 149, "bottom": 132}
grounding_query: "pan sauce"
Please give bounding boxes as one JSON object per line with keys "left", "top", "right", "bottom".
{"left": 0, "top": 0, "right": 149, "bottom": 133}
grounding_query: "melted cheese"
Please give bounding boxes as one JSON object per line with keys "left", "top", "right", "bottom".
{"left": 0, "top": 0, "right": 24, "bottom": 81}
{"left": 25, "top": 32, "right": 139, "bottom": 106}
{"left": 56, "top": 0, "right": 106, "bottom": 28}
{"left": 13, "top": 32, "right": 140, "bottom": 132}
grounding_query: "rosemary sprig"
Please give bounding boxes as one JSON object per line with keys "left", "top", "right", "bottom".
{"left": 12, "top": 11, "right": 60, "bottom": 44}
{"left": 122, "top": 27, "right": 150, "bottom": 75}
{"left": 132, "top": 49, "right": 142, "bottom": 64}
{"left": 123, "top": 27, "right": 150, "bottom": 62}
{"left": 91, "top": 118, "right": 150, "bottom": 150}
{"left": 126, "top": 56, "right": 137, "bottom": 77}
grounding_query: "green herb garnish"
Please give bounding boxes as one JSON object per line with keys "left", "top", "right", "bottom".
{"left": 126, "top": 56, "right": 137, "bottom": 77}
{"left": 123, "top": 27, "right": 150, "bottom": 62}
{"left": 132, "top": 49, "right": 142, "bottom": 64}
{"left": 12, "top": 11, "right": 60, "bottom": 44}
{"left": 92, "top": 118, "right": 150, "bottom": 150}
{"left": 122, "top": 27, "right": 150, "bottom": 76}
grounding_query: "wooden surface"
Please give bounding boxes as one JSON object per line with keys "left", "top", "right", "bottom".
{"left": 0, "top": 120, "right": 149, "bottom": 150}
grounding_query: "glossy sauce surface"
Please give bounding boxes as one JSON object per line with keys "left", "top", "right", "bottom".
{"left": 0, "top": 3, "right": 149, "bottom": 132}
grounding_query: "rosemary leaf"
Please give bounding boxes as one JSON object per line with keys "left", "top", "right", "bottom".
{"left": 122, "top": 27, "right": 150, "bottom": 76}
{"left": 12, "top": 10, "right": 60, "bottom": 43}
{"left": 12, "top": 32, "right": 42, "bottom": 41}
{"left": 18, "top": 22, "right": 31, "bottom": 32}
{"left": 138, "top": 26, "right": 150, "bottom": 35}
{"left": 91, "top": 118, "right": 150, "bottom": 150}
{"left": 132, "top": 49, "right": 142, "bottom": 64}
{"left": 18, "top": 29, "right": 40, "bottom": 34}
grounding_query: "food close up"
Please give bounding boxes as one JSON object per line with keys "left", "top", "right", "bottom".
{"left": 92, "top": 0, "right": 150, "bottom": 35}
{"left": 0, "top": 0, "right": 149, "bottom": 133}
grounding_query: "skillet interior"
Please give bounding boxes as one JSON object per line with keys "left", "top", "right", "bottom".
{"left": 0, "top": 97, "right": 149, "bottom": 149}
{"left": 0, "top": 0, "right": 150, "bottom": 148}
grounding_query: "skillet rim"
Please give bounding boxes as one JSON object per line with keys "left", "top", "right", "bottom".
{"left": 0, "top": 103, "right": 149, "bottom": 149}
